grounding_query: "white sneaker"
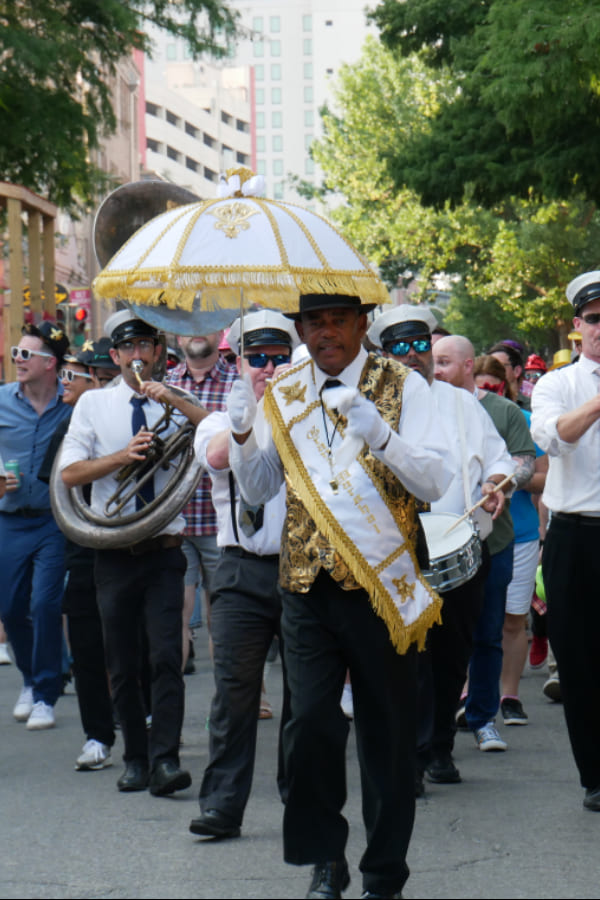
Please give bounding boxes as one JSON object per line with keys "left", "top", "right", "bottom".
{"left": 13, "top": 686, "right": 34, "bottom": 721}
{"left": 75, "top": 739, "right": 112, "bottom": 771}
{"left": 0, "top": 642, "right": 12, "bottom": 665}
{"left": 26, "top": 701, "right": 55, "bottom": 730}
{"left": 474, "top": 720, "right": 507, "bottom": 752}
{"left": 340, "top": 683, "right": 354, "bottom": 720}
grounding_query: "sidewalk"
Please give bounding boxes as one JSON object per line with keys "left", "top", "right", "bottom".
{"left": 1, "top": 635, "right": 598, "bottom": 899}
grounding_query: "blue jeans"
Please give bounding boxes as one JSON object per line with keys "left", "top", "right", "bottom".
{"left": 465, "top": 541, "right": 514, "bottom": 731}
{"left": 0, "top": 513, "right": 66, "bottom": 706}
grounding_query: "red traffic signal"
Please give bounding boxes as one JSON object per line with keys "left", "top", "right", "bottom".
{"left": 74, "top": 307, "right": 87, "bottom": 322}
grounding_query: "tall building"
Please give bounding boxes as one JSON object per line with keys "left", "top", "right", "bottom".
{"left": 144, "top": 2, "right": 375, "bottom": 203}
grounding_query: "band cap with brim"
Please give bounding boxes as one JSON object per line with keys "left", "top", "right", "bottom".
{"left": 227, "top": 309, "right": 299, "bottom": 354}
{"left": 22, "top": 320, "right": 70, "bottom": 367}
{"left": 285, "top": 293, "right": 377, "bottom": 322}
{"left": 567, "top": 330, "right": 582, "bottom": 341}
{"left": 566, "top": 271, "right": 600, "bottom": 314}
{"left": 82, "top": 337, "right": 120, "bottom": 370}
{"left": 367, "top": 304, "right": 438, "bottom": 349}
{"left": 104, "top": 309, "right": 158, "bottom": 346}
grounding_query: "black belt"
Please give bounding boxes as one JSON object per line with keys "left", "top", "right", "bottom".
{"left": 1, "top": 508, "right": 51, "bottom": 518}
{"left": 223, "top": 546, "right": 279, "bottom": 562}
{"left": 125, "top": 534, "right": 184, "bottom": 556}
{"left": 553, "top": 512, "right": 600, "bottom": 526}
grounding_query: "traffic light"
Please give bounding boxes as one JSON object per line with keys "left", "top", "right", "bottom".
{"left": 74, "top": 307, "right": 87, "bottom": 323}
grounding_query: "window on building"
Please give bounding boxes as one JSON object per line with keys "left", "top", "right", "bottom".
{"left": 256, "top": 112, "right": 265, "bottom": 129}
{"left": 256, "top": 135, "right": 265, "bottom": 152}
{"left": 253, "top": 41, "right": 264, "bottom": 58}
{"left": 184, "top": 44, "right": 193, "bottom": 58}
{"left": 186, "top": 157, "right": 198, "bottom": 172}
{"left": 166, "top": 145, "right": 179, "bottom": 161}
{"left": 270, "top": 40, "right": 281, "bottom": 57}
{"left": 203, "top": 133, "right": 216, "bottom": 148}
{"left": 304, "top": 86, "right": 313, "bottom": 103}
{"left": 252, "top": 16, "right": 263, "bottom": 32}
{"left": 255, "top": 64, "right": 264, "bottom": 81}
{"left": 326, "top": 68, "right": 334, "bottom": 75}
{"left": 147, "top": 138, "right": 160, "bottom": 153}
{"left": 236, "top": 119, "right": 249, "bottom": 133}
{"left": 273, "top": 159, "right": 284, "bottom": 176}
{"left": 304, "top": 63, "right": 313, "bottom": 79}
{"left": 303, "top": 38, "right": 312, "bottom": 55}
{"left": 146, "top": 101, "right": 159, "bottom": 117}
{"left": 273, "top": 135, "right": 283, "bottom": 152}
{"left": 272, "top": 111, "right": 283, "bottom": 128}
{"left": 166, "top": 44, "right": 177, "bottom": 61}
{"left": 256, "top": 160, "right": 266, "bottom": 176}
{"left": 256, "top": 88, "right": 265, "bottom": 104}
{"left": 325, "top": 20, "right": 333, "bottom": 26}
{"left": 237, "top": 151, "right": 249, "bottom": 165}
{"left": 303, "top": 14, "right": 312, "bottom": 31}
{"left": 271, "top": 63, "right": 281, "bottom": 80}
{"left": 166, "top": 110, "right": 179, "bottom": 127}
{"left": 271, "top": 87, "right": 282, "bottom": 104}
{"left": 185, "top": 121, "right": 198, "bottom": 138}
{"left": 305, "top": 158, "right": 315, "bottom": 175}
{"left": 273, "top": 182, "right": 284, "bottom": 199}
{"left": 270, "top": 16, "right": 281, "bottom": 32}
{"left": 304, "top": 109, "right": 314, "bottom": 127}
{"left": 305, "top": 134, "right": 314, "bottom": 151}
{"left": 221, "top": 111, "right": 233, "bottom": 126}
{"left": 204, "top": 166, "right": 218, "bottom": 182}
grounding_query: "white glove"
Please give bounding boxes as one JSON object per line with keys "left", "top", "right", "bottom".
{"left": 227, "top": 378, "right": 257, "bottom": 435}
{"left": 345, "top": 394, "right": 391, "bottom": 451}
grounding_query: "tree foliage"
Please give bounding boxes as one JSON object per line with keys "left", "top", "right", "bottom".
{"left": 368, "top": 0, "right": 600, "bottom": 207}
{"left": 0, "top": 0, "right": 239, "bottom": 211}
{"left": 302, "top": 37, "right": 600, "bottom": 349}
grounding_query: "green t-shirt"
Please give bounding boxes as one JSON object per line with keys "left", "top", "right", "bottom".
{"left": 478, "top": 392, "right": 536, "bottom": 555}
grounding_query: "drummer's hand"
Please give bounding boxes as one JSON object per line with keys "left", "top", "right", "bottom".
{"left": 346, "top": 394, "right": 391, "bottom": 451}
{"left": 481, "top": 481, "right": 505, "bottom": 519}
{"left": 227, "top": 378, "right": 257, "bottom": 441}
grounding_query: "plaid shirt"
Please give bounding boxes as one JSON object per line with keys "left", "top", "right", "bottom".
{"left": 166, "top": 356, "right": 238, "bottom": 536}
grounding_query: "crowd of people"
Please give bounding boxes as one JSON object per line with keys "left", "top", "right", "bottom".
{"left": 1, "top": 270, "right": 600, "bottom": 899}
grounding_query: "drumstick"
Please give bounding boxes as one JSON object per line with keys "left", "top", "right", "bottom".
{"left": 443, "top": 472, "right": 516, "bottom": 536}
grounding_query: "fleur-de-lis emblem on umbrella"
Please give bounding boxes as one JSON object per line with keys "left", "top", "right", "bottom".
{"left": 209, "top": 202, "right": 258, "bottom": 239}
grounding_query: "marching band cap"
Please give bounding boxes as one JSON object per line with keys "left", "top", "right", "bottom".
{"left": 22, "top": 320, "right": 70, "bottom": 367}
{"left": 104, "top": 309, "right": 158, "bottom": 346}
{"left": 567, "top": 329, "right": 582, "bottom": 341}
{"left": 549, "top": 348, "right": 572, "bottom": 370}
{"left": 525, "top": 353, "right": 547, "bottom": 372}
{"left": 367, "top": 304, "right": 439, "bottom": 349}
{"left": 566, "top": 271, "right": 600, "bottom": 314}
{"left": 227, "top": 309, "right": 299, "bottom": 354}
{"left": 285, "top": 293, "right": 377, "bottom": 322}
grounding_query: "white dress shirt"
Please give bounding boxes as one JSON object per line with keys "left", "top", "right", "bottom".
{"left": 230, "top": 347, "right": 453, "bottom": 507}
{"left": 429, "top": 379, "right": 514, "bottom": 516}
{"left": 531, "top": 354, "right": 600, "bottom": 514}
{"left": 59, "top": 378, "right": 185, "bottom": 534}
{"left": 194, "top": 410, "right": 286, "bottom": 555}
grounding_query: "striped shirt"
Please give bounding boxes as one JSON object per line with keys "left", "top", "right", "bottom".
{"left": 166, "top": 356, "right": 238, "bottom": 535}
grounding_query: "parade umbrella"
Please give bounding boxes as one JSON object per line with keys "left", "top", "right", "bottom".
{"left": 92, "top": 168, "right": 390, "bottom": 336}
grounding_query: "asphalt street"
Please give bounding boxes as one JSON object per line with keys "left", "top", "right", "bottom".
{"left": 1, "top": 629, "right": 598, "bottom": 899}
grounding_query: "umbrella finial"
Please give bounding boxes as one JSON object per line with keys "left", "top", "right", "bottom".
{"left": 217, "top": 168, "right": 266, "bottom": 199}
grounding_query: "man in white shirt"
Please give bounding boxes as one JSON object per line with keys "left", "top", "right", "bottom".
{"left": 59, "top": 311, "right": 194, "bottom": 798}
{"left": 367, "top": 306, "right": 513, "bottom": 791}
{"left": 531, "top": 270, "right": 600, "bottom": 812}
{"left": 227, "top": 293, "right": 453, "bottom": 900}
{"left": 189, "top": 309, "right": 296, "bottom": 840}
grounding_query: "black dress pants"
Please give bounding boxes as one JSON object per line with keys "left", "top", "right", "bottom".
{"left": 281, "top": 569, "right": 416, "bottom": 897}
{"left": 94, "top": 545, "right": 186, "bottom": 770}
{"left": 199, "top": 548, "right": 290, "bottom": 824}
{"left": 543, "top": 514, "right": 600, "bottom": 789}
{"left": 417, "top": 542, "right": 490, "bottom": 767}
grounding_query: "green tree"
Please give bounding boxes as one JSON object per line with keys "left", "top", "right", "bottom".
{"left": 368, "top": 0, "right": 600, "bottom": 207}
{"left": 302, "top": 37, "right": 600, "bottom": 349}
{"left": 0, "top": 0, "right": 239, "bottom": 211}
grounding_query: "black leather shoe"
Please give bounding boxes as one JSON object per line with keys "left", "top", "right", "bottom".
{"left": 306, "top": 859, "right": 350, "bottom": 899}
{"left": 149, "top": 760, "right": 191, "bottom": 796}
{"left": 415, "top": 769, "right": 425, "bottom": 798}
{"left": 583, "top": 786, "right": 600, "bottom": 811}
{"left": 361, "top": 891, "right": 403, "bottom": 899}
{"left": 426, "top": 752, "right": 462, "bottom": 784}
{"left": 189, "top": 808, "right": 241, "bottom": 839}
{"left": 117, "top": 760, "right": 149, "bottom": 792}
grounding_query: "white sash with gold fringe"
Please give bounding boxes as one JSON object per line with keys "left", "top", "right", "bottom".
{"left": 264, "top": 358, "right": 442, "bottom": 654}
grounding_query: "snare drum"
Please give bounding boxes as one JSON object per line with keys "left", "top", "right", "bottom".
{"left": 418, "top": 512, "right": 482, "bottom": 592}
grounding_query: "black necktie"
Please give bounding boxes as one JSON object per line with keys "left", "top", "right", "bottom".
{"left": 130, "top": 396, "right": 155, "bottom": 509}
{"left": 322, "top": 378, "right": 343, "bottom": 392}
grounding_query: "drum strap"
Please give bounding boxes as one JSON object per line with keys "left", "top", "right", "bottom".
{"left": 455, "top": 392, "right": 473, "bottom": 511}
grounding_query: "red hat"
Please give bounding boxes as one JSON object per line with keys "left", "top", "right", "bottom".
{"left": 525, "top": 354, "right": 547, "bottom": 372}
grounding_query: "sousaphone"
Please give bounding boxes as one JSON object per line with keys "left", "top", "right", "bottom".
{"left": 50, "top": 179, "right": 208, "bottom": 549}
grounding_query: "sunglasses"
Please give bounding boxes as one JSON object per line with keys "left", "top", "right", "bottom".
{"left": 386, "top": 338, "right": 432, "bottom": 356}
{"left": 59, "top": 368, "right": 94, "bottom": 383}
{"left": 11, "top": 346, "right": 54, "bottom": 362}
{"left": 581, "top": 313, "right": 600, "bottom": 326}
{"left": 244, "top": 352, "right": 291, "bottom": 368}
